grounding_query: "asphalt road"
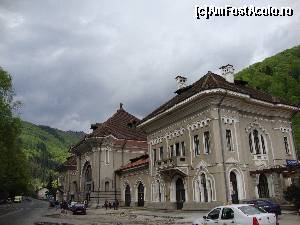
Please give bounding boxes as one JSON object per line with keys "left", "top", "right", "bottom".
{"left": 0, "top": 198, "right": 51, "bottom": 225}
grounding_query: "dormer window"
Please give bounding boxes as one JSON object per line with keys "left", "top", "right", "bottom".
{"left": 127, "top": 120, "right": 137, "bottom": 128}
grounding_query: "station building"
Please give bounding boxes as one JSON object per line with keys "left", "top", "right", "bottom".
{"left": 61, "top": 65, "right": 299, "bottom": 209}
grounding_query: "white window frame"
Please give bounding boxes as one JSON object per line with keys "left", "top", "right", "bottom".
{"left": 159, "top": 146, "right": 163, "bottom": 160}
{"left": 203, "top": 131, "right": 210, "bottom": 154}
{"left": 225, "top": 129, "right": 234, "bottom": 151}
{"left": 105, "top": 149, "right": 110, "bottom": 164}
{"left": 284, "top": 136, "right": 290, "bottom": 155}
{"left": 181, "top": 141, "right": 185, "bottom": 156}
{"left": 194, "top": 135, "right": 200, "bottom": 156}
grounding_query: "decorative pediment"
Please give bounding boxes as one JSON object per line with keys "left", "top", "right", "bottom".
{"left": 196, "top": 160, "right": 209, "bottom": 170}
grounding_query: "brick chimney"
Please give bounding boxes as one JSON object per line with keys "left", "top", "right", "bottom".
{"left": 220, "top": 64, "right": 235, "bottom": 83}
{"left": 175, "top": 76, "right": 187, "bottom": 90}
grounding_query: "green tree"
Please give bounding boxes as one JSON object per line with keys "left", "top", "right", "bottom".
{"left": 0, "top": 67, "right": 30, "bottom": 199}
{"left": 284, "top": 179, "right": 300, "bottom": 210}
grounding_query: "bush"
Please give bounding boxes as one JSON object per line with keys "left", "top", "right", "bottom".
{"left": 284, "top": 180, "right": 300, "bottom": 209}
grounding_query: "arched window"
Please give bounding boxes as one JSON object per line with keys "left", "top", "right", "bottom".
{"left": 249, "top": 133, "right": 253, "bottom": 153}
{"left": 261, "top": 135, "right": 266, "bottom": 154}
{"left": 105, "top": 149, "right": 109, "bottom": 164}
{"left": 248, "top": 129, "right": 267, "bottom": 155}
{"left": 253, "top": 129, "right": 261, "bottom": 154}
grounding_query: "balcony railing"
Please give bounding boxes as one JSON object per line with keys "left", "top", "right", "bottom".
{"left": 155, "top": 156, "right": 188, "bottom": 171}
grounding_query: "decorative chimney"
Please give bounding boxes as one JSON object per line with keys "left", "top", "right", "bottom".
{"left": 219, "top": 64, "right": 235, "bottom": 83}
{"left": 175, "top": 75, "right": 187, "bottom": 90}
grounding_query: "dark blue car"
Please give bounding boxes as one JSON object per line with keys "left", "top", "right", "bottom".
{"left": 246, "top": 199, "right": 281, "bottom": 215}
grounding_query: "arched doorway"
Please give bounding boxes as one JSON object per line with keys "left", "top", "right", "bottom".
{"left": 258, "top": 174, "right": 269, "bottom": 198}
{"left": 230, "top": 171, "right": 239, "bottom": 204}
{"left": 137, "top": 183, "right": 144, "bottom": 207}
{"left": 200, "top": 174, "right": 208, "bottom": 202}
{"left": 105, "top": 181, "right": 109, "bottom": 192}
{"left": 176, "top": 178, "right": 185, "bottom": 209}
{"left": 125, "top": 185, "right": 131, "bottom": 206}
{"left": 83, "top": 162, "right": 92, "bottom": 202}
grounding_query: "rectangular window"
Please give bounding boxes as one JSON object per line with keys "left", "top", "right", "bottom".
{"left": 261, "top": 135, "right": 266, "bottom": 154}
{"left": 153, "top": 149, "right": 157, "bottom": 163}
{"left": 284, "top": 137, "right": 290, "bottom": 154}
{"left": 204, "top": 131, "right": 210, "bottom": 154}
{"left": 175, "top": 143, "right": 180, "bottom": 156}
{"left": 170, "top": 145, "right": 174, "bottom": 157}
{"left": 181, "top": 141, "right": 185, "bottom": 156}
{"left": 226, "top": 129, "right": 233, "bottom": 151}
{"left": 105, "top": 149, "right": 109, "bottom": 164}
{"left": 194, "top": 135, "right": 200, "bottom": 155}
{"left": 159, "top": 146, "right": 163, "bottom": 160}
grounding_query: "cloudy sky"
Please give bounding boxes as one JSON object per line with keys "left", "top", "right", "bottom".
{"left": 0, "top": 0, "right": 299, "bottom": 132}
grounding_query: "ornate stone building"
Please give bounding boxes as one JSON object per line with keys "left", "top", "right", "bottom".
{"left": 68, "top": 105, "right": 148, "bottom": 206}
{"left": 61, "top": 65, "right": 299, "bottom": 210}
{"left": 58, "top": 155, "right": 78, "bottom": 201}
{"left": 137, "top": 65, "right": 299, "bottom": 210}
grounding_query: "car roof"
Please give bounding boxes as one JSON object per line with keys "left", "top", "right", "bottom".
{"left": 221, "top": 204, "right": 252, "bottom": 208}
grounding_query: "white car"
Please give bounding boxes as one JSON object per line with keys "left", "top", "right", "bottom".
{"left": 192, "top": 204, "right": 278, "bottom": 225}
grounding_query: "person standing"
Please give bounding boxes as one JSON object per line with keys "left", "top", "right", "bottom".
{"left": 115, "top": 199, "right": 119, "bottom": 210}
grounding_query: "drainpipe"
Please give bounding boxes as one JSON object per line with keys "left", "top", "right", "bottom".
{"left": 114, "top": 170, "right": 117, "bottom": 202}
{"left": 290, "top": 106, "right": 300, "bottom": 160}
{"left": 217, "top": 92, "right": 229, "bottom": 204}
{"left": 118, "top": 140, "right": 127, "bottom": 203}
{"left": 97, "top": 141, "right": 103, "bottom": 208}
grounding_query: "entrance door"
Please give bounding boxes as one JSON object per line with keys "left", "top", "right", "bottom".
{"left": 137, "top": 183, "right": 144, "bottom": 207}
{"left": 125, "top": 185, "right": 131, "bottom": 206}
{"left": 175, "top": 178, "right": 185, "bottom": 210}
{"left": 258, "top": 174, "right": 269, "bottom": 198}
{"left": 230, "top": 172, "right": 239, "bottom": 204}
{"left": 201, "top": 173, "right": 208, "bottom": 202}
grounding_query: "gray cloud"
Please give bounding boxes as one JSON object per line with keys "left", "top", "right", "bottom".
{"left": 0, "top": 0, "right": 299, "bottom": 132}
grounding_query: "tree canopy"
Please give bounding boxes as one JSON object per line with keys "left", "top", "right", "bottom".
{"left": 0, "top": 67, "right": 30, "bottom": 199}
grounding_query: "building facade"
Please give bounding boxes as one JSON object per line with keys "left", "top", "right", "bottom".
{"left": 58, "top": 155, "right": 78, "bottom": 202}
{"left": 61, "top": 65, "right": 299, "bottom": 210}
{"left": 116, "top": 154, "right": 150, "bottom": 207}
{"left": 69, "top": 105, "right": 148, "bottom": 206}
{"left": 137, "top": 65, "right": 299, "bottom": 210}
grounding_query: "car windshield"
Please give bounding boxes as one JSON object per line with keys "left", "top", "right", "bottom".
{"left": 238, "top": 206, "right": 266, "bottom": 215}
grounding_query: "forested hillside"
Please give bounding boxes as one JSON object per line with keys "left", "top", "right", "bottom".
{"left": 20, "top": 121, "right": 85, "bottom": 189}
{"left": 236, "top": 45, "right": 300, "bottom": 158}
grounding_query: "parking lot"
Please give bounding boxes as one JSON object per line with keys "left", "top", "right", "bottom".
{"left": 1, "top": 199, "right": 299, "bottom": 225}
{"left": 45, "top": 207, "right": 300, "bottom": 225}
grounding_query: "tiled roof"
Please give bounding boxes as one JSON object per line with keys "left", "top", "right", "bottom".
{"left": 141, "top": 72, "right": 295, "bottom": 124}
{"left": 59, "top": 155, "right": 77, "bottom": 171}
{"left": 88, "top": 107, "right": 146, "bottom": 141}
{"left": 119, "top": 154, "right": 149, "bottom": 171}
